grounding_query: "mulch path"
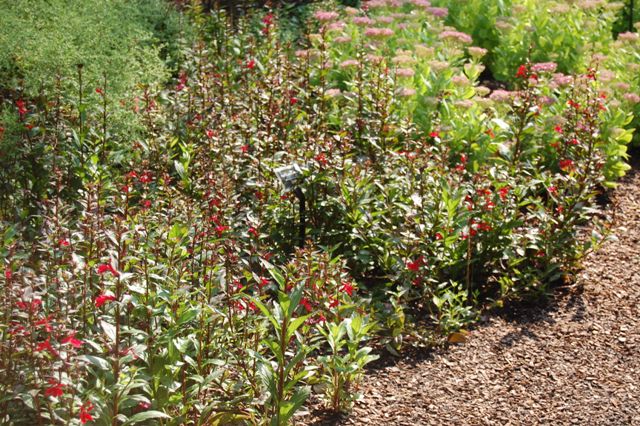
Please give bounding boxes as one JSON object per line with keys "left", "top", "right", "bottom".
{"left": 300, "top": 161, "right": 640, "bottom": 425}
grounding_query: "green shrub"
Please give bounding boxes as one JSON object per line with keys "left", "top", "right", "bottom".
{"left": 0, "top": 0, "right": 187, "bottom": 102}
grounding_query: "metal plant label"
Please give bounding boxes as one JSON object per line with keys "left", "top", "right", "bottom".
{"left": 274, "top": 164, "right": 302, "bottom": 191}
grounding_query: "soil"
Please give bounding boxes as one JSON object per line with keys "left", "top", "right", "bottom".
{"left": 300, "top": 158, "right": 640, "bottom": 425}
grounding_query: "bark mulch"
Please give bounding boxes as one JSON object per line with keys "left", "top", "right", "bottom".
{"left": 301, "top": 163, "right": 640, "bottom": 425}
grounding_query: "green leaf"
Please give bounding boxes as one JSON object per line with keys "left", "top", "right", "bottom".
{"left": 285, "top": 315, "right": 309, "bottom": 341}
{"left": 100, "top": 320, "right": 116, "bottom": 344}
{"left": 251, "top": 297, "right": 280, "bottom": 332}
{"left": 268, "top": 267, "right": 286, "bottom": 289}
{"left": 279, "top": 387, "right": 310, "bottom": 424}
{"left": 79, "top": 355, "right": 111, "bottom": 370}
{"left": 122, "top": 410, "right": 171, "bottom": 425}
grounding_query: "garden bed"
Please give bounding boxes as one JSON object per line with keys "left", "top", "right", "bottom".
{"left": 0, "top": 1, "right": 639, "bottom": 424}
{"left": 301, "top": 155, "right": 640, "bottom": 425}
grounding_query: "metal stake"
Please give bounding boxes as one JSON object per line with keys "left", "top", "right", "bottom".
{"left": 293, "top": 187, "right": 305, "bottom": 248}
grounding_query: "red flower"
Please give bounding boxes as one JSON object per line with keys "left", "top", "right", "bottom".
{"left": 262, "top": 13, "right": 274, "bottom": 26}
{"left": 249, "top": 227, "right": 259, "bottom": 237}
{"left": 35, "top": 316, "right": 53, "bottom": 332}
{"left": 554, "top": 125, "right": 563, "bottom": 134}
{"left": 568, "top": 138, "right": 579, "bottom": 146}
{"left": 139, "top": 171, "right": 153, "bottom": 184}
{"left": 36, "top": 338, "right": 59, "bottom": 357}
{"left": 329, "top": 298, "right": 339, "bottom": 308}
{"left": 259, "top": 276, "right": 270, "bottom": 288}
{"left": 290, "top": 97, "right": 298, "bottom": 105}
{"left": 17, "top": 299, "right": 42, "bottom": 312}
{"left": 215, "top": 225, "right": 229, "bottom": 236}
{"left": 95, "top": 294, "right": 116, "bottom": 308}
{"left": 4, "top": 268, "right": 11, "bottom": 280}
{"left": 80, "top": 401, "right": 94, "bottom": 424}
{"left": 406, "top": 256, "right": 424, "bottom": 272}
{"left": 141, "top": 199, "right": 152, "bottom": 209}
{"left": 250, "top": 301, "right": 260, "bottom": 312}
{"left": 341, "top": 281, "right": 355, "bottom": 297}
{"left": 246, "top": 59, "right": 256, "bottom": 70}
{"left": 515, "top": 64, "right": 528, "bottom": 78}
{"left": 97, "top": 263, "right": 119, "bottom": 277}
{"left": 137, "top": 401, "right": 151, "bottom": 411}
{"left": 476, "top": 221, "right": 492, "bottom": 232}
{"left": 61, "top": 332, "right": 83, "bottom": 348}
{"left": 16, "top": 99, "right": 27, "bottom": 116}
{"left": 45, "top": 380, "right": 64, "bottom": 398}
{"left": 435, "top": 232, "right": 444, "bottom": 240}
{"left": 58, "top": 238, "right": 70, "bottom": 247}
{"left": 498, "top": 186, "right": 509, "bottom": 201}
{"left": 206, "top": 129, "right": 215, "bottom": 139}
{"left": 300, "top": 297, "right": 313, "bottom": 313}
{"left": 559, "top": 159, "right": 574, "bottom": 171}
{"left": 429, "top": 131, "right": 439, "bottom": 138}
{"left": 315, "top": 153, "right": 328, "bottom": 166}
{"left": 241, "top": 144, "right": 249, "bottom": 154}
{"left": 548, "top": 185, "right": 557, "bottom": 194}
{"left": 95, "top": 88, "right": 104, "bottom": 96}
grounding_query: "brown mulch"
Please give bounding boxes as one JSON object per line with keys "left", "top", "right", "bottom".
{"left": 300, "top": 162, "right": 640, "bottom": 425}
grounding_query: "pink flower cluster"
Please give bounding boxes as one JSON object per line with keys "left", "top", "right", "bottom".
{"left": 439, "top": 30, "right": 472, "bottom": 44}
{"left": 411, "top": 0, "right": 431, "bottom": 7}
{"left": 396, "top": 68, "right": 415, "bottom": 77}
{"left": 531, "top": 62, "right": 558, "bottom": 73}
{"left": 427, "top": 7, "right": 448, "bottom": 17}
{"left": 314, "top": 11, "right": 339, "bottom": 21}
{"left": 353, "top": 16, "right": 375, "bottom": 26}
{"left": 364, "top": 27, "right": 395, "bottom": 37}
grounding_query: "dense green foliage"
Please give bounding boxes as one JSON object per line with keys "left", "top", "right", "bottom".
{"left": 0, "top": 0, "right": 186, "bottom": 95}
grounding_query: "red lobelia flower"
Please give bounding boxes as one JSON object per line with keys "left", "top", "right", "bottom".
{"left": 61, "top": 331, "right": 83, "bottom": 348}
{"left": 45, "top": 380, "right": 64, "bottom": 397}
{"left": 300, "top": 298, "right": 313, "bottom": 313}
{"left": 16, "top": 99, "right": 27, "bottom": 116}
{"left": 95, "top": 294, "right": 116, "bottom": 308}
{"left": 559, "top": 159, "right": 574, "bottom": 171}
{"left": 406, "top": 256, "right": 424, "bottom": 272}
{"left": 97, "top": 263, "right": 119, "bottom": 277}
{"left": 36, "top": 337, "right": 59, "bottom": 357}
{"left": 498, "top": 186, "right": 509, "bottom": 201}
{"left": 341, "top": 281, "right": 355, "bottom": 297}
{"left": 80, "top": 401, "right": 94, "bottom": 424}
{"left": 515, "top": 64, "right": 528, "bottom": 78}
{"left": 259, "top": 276, "right": 270, "bottom": 288}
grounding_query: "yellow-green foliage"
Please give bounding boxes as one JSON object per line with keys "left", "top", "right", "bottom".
{"left": 0, "top": 0, "right": 186, "bottom": 98}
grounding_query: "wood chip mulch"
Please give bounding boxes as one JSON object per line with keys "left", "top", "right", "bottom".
{"left": 300, "top": 162, "right": 640, "bottom": 425}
